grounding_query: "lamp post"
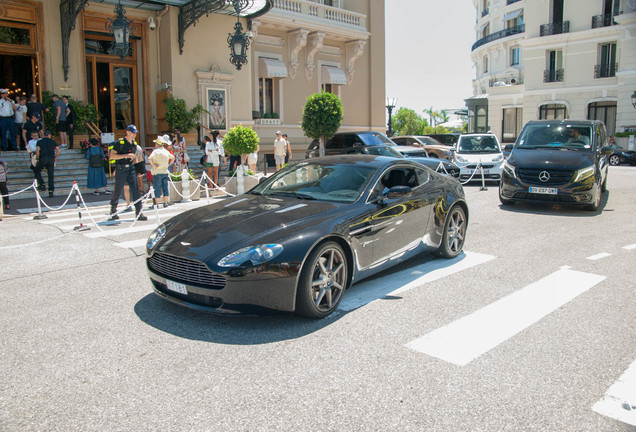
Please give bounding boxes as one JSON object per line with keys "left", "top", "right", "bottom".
{"left": 386, "top": 97, "right": 397, "bottom": 137}
{"left": 227, "top": 0, "right": 251, "bottom": 70}
{"left": 106, "top": 1, "right": 136, "bottom": 60}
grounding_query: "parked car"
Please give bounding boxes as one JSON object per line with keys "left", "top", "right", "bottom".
{"left": 394, "top": 145, "right": 429, "bottom": 158}
{"left": 424, "top": 133, "right": 460, "bottom": 146}
{"left": 305, "top": 131, "right": 395, "bottom": 159}
{"left": 146, "top": 155, "right": 468, "bottom": 318}
{"left": 499, "top": 120, "right": 610, "bottom": 211}
{"left": 452, "top": 133, "right": 504, "bottom": 182}
{"left": 391, "top": 135, "right": 453, "bottom": 159}
{"left": 607, "top": 143, "right": 636, "bottom": 166}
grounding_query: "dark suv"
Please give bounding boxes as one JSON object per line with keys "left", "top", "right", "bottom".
{"left": 305, "top": 131, "right": 460, "bottom": 178}
{"left": 499, "top": 120, "right": 610, "bottom": 211}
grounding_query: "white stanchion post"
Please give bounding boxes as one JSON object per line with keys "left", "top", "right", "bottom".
{"left": 181, "top": 169, "right": 191, "bottom": 203}
{"left": 203, "top": 173, "right": 211, "bottom": 204}
{"left": 479, "top": 161, "right": 488, "bottom": 191}
{"left": 33, "top": 181, "right": 47, "bottom": 220}
{"left": 237, "top": 164, "right": 245, "bottom": 195}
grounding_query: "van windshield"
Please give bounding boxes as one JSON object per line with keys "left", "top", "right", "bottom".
{"left": 517, "top": 124, "right": 593, "bottom": 151}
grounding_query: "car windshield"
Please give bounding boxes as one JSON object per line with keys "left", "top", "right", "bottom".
{"left": 359, "top": 133, "right": 396, "bottom": 146}
{"left": 457, "top": 135, "right": 501, "bottom": 154}
{"left": 357, "top": 145, "right": 404, "bottom": 157}
{"left": 251, "top": 162, "right": 376, "bottom": 203}
{"left": 517, "top": 124, "right": 594, "bottom": 151}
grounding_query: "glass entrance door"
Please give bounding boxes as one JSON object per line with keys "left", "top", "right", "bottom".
{"left": 86, "top": 60, "right": 137, "bottom": 133}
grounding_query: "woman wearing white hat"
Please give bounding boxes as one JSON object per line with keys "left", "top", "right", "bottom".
{"left": 148, "top": 135, "right": 175, "bottom": 207}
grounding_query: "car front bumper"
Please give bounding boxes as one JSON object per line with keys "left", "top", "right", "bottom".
{"left": 499, "top": 172, "right": 601, "bottom": 205}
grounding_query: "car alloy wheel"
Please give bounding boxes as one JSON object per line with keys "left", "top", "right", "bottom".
{"left": 296, "top": 241, "right": 348, "bottom": 318}
{"left": 608, "top": 154, "right": 620, "bottom": 166}
{"left": 437, "top": 206, "right": 466, "bottom": 259}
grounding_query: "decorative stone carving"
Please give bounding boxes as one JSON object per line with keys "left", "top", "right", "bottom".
{"left": 288, "top": 29, "right": 309, "bottom": 80}
{"left": 305, "top": 32, "right": 326, "bottom": 81}
{"left": 345, "top": 40, "right": 366, "bottom": 84}
{"left": 250, "top": 20, "right": 261, "bottom": 40}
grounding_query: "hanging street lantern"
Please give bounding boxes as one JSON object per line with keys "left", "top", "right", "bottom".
{"left": 227, "top": 17, "right": 250, "bottom": 70}
{"left": 106, "top": 1, "right": 136, "bottom": 60}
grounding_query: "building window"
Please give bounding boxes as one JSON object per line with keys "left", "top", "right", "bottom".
{"left": 482, "top": 23, "right": 490, "bottom": 39}
{"left": 588, "top": 101, "right": 616, "bottom": 136}
{"left": 595, "top": 42, "right": 617, "bottom": 78}
{"left": 510, "top": 46, "right": 520, "bottom": 66}
{"left": 539, "top": 104, "right": 568, "bottom": 120}
{"left": 322, "top": 83, "right": 334, "bottom": 94}
{"left": 483, "top": 56, "right": 489, "bottom": 74}
{"left": 505, "top": 10, "right": 524, "bottom": 29}
{"left": 259, "top": 77, "right": 276, "bottom": 115}
{"left": 502, "top": 108, "right": 522, "bottom": 142}
{"left": 544, "top": 50, "right": 563, "bottom": 82}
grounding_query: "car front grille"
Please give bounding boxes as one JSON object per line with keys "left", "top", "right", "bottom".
{"left": 465, "top": 163, "right": 495, "bottom": 169}
{"left": 518, "top": 168, "right": 573, "bottom": 186}
{"left": 512, "top": 192, "right": 576, "bottom": 202}
{"left": 147, "top": 252, "right": 227, "bottom": 289}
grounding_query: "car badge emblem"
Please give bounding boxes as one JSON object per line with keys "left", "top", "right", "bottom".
{"left": 539, "top": 171, "right": 550, "bottom": 182}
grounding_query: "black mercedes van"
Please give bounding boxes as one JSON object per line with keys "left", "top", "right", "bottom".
{"left": 499, "top": 120, "right": 610, "bottom": 211}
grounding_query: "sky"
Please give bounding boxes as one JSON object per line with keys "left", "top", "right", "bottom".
{"left": 385, "top": 0, "right": 476, "bottom": 118}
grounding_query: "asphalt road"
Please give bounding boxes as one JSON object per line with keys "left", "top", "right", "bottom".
{"left": 1, "top": 166, "right": 635, "bottom": 432}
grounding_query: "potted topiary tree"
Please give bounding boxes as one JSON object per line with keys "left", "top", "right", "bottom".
{"left": 301, "top": 91, "right": 343, "bottom": 157}
{"left": 221, "top": 124, "right": 260, "bottom": 194}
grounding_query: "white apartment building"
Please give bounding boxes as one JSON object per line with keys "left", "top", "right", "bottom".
{"left": 469, "top": 0, "right": 636, "bottom": 143}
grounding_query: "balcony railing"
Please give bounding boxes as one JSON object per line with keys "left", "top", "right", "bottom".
{"left": 540, "top": 21, "right": 570, "bottom": 36}
{"left": 471, "top": 24, "right": 525, "bottom": 51}
{"left": 271, "top": 0, "right": 366, "bottom": 29}
{"left": 544, "top": 69, "right": 564, "bottom": 83}
{"left": 591, "top": 14, "right": 619, "bottom": 28}
{"left": 594, "top": 63, "right": 618, "bottom": 78}
{"left": 481, "top": 8, "right": 489, "bottom": 17}
{"left": 506, "top": 0, "right": 522, "bottom": 4}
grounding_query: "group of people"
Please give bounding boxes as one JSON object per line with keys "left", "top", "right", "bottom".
{"left": 0, "top": 90, "right": 75, "bottom": 152}
{"left": 274, "top": 131, "right": 292, "bottom": 170}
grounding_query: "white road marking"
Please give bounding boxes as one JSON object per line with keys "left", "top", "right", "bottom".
{"left": 623, "top": 244, "right": 636, "bottom": 250}
{"left": 587, "top": 252, "right": 611, "bottom": 261}
{"left": 114, "top": 238, "right": 149, "bottom": 249}
{"left": 592, "top": 359, "right": 636, "bottom": 426}
{"left": 405, "top": 267, "right": 606, "bottom": 366}
{"left": 338, "top": 251, "right": 496, "bottom": 312}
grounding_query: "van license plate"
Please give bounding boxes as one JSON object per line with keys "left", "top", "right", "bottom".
{"left": 166, "top": 279, "right": 188, "bottom": 295}
{"left": 529, "top": 187, "right": 557, "bottom": 195}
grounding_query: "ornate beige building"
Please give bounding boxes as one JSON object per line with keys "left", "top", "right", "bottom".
{"left": 0, "top": 0, "right": 385, "bottom": 152}
{"left": 469, "top": 0, "right": 636, "bottom": 143}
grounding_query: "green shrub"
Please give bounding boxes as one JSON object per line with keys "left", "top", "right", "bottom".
{"left": 222, "top": 124, "right": 259, "bottom": 156}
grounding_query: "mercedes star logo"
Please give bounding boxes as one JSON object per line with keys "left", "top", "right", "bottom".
{"left": 539, "top": 171, "right": 550, "bottom": 182}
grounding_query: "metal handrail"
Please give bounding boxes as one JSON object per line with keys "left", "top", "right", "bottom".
{"left": 543, "top": 69, "right": 564, "bottom": 83}
{"left": 594, "top": 63, "right": 618, "bottom": 79}
{"left": 540, "top": 21, "right": 570, "bottom": 36}
{"left": 471, "top": 24, "right": 525, "bottom": 51}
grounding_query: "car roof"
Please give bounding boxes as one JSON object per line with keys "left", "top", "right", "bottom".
{"left": 524, "top": 119, "right": 603, "bottom": 127}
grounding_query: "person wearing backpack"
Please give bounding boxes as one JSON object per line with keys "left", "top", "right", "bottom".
{"left": 86, "top": 137, "right": 108, "bottom": 195}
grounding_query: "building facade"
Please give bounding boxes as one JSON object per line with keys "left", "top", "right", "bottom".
{"left": 469, "top": 0, "right": 636, "bottom": 143}
{"left": 0, "top": 0, "right": 385, "bottom": 154}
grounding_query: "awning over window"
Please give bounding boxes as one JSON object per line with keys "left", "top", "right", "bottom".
{"left": 504, "top": 9, "right": 523, "bottom": 21}
{"left": 321, "top": 66, "right": 347, "bottom": 85}
{"left": 259, "top": 58, "right": 288, "bottom": 78}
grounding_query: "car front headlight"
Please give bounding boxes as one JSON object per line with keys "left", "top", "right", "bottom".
{"left": 501, "top": 160, "right": 516, "bottom": 178}
{"left": 218, "top": 244, "right": 284, "bottom": 268}
{"left": 573, "top": 166, "right": 595, "bottom": 182}
{"left": 455, "top": 154, "right": 467, "bottom": 163}
{"left": 493, "top": 154, "right": 503, "bottom": 162}
{"left": 147, "top": 224, "right": 166, "bottom": 250}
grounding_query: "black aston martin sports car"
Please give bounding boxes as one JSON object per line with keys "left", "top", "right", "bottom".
{"left": 146, "top": 155, "right": 468, "bottom": 318}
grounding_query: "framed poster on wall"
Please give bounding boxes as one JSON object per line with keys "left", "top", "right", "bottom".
{"left": 207, "top": 88, "right": 227, "bottom": 131}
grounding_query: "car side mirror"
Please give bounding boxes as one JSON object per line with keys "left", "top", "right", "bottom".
{"left": 450, "top": 147, "right": 456, "bottom": 152}
{"left": 386, "top": 185, "right": 412, "bottom": 199}
{"left": 504, "top": 144, "right": 514, "bottom": 151}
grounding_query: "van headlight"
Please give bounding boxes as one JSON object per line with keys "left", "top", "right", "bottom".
{"left": 573, "top": 166, "right": 595, "bottom": 182}
{"left": 147, "top": 224, "right": 166, "bottom": 250}
{"left": 218, "top": 244, "right": 284, "bottom": 267}
{"left": 501, "top": 160, "right": 516, "bottom": 178}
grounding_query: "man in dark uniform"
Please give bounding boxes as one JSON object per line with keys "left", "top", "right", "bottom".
{"left": 34, "top": 130, "right": 60, "bottom": 198}
{"left": 109, "top": 124, "right": 147, "bottom": 221}
{"left": 63, "top": 96, "right": 75, "bottom": 149}
{"left": 22, "top": 114, "right": 42, "bottom": 145}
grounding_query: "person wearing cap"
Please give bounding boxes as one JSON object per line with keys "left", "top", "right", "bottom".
{"left": 0, "top": 89, "right": 18, "bottom": 151}
{"left": 108, "top": 124, "right": 147, "bottom": 221}
{"left": 22, "top": 113, "right": 43, "bottom": 147}
{"left": 273, "top": 131, "right": 287, "bottom": 171}
{"left": 148, "top": 135, "right": 174, "bottom": 208}
{"left": 34, "top": 130, "right": 60, "bottom": 197}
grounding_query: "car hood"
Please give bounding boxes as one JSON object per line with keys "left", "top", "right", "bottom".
{"left": 154, "top": 194, "right": 344, "bottom": 261}
{"left": 509, "top": 148, "right": 594, "bottom": 169}
{"left": 457, "top": 153, "right": 502, "bottom": 163}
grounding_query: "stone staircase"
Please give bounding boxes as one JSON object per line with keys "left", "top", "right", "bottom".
{"left": 2, "top": 146, "right": 213, "bottom": 200}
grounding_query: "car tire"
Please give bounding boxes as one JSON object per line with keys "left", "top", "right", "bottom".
{"left": 296, "top": 241, "right": 348, "bottom": 319}
{"left": 586, "top": 188, "right": 602, "bottom": 212}
{"left": 499, "top": 189, "right": 515, "bottom": 205}
{"left": 601, "top": 174, "right": 608, "bottom": 193}
{"left": 609, "top": 154, "right": 620, "bottom": 166}
{"left": 436, "top": 205, "right": 467, "bottom": 259}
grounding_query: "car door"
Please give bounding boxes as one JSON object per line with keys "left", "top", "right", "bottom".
{"left": 365, "top": 165, "right": 433, "bottom": 267}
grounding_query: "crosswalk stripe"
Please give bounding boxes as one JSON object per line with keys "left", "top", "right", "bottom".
{"left": 405, "top": 267, "right": 606, "bottom": 366}
{"left": 623, "top": 244, "right": 636, "bottom": 250}
{"left": 587, "top": 252, "right": 611, "bottom": 260}
{"left": 592, "top": 359, "right": 636, "bottom": 426}
{"left": 338, "top": 251, "right": 496, "bottom": 312}
{"left": 114, "top": 238, "right": 149, "bottom": 249}
{"left": 83, "top": 220, "right": 173, "bottom": 238}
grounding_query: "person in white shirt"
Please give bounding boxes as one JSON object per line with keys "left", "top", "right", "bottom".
{"left": 148, "top": 136, "right": 174, "bottom": 207}
{"left": 205, "top": 132, "right": 226, "bottom": 188}
{"left": 273, "top": 131, "right": 287, "bottom": 170}
{"left": 0, "top": 89, "right": 17, "bottom": 151}
{"left": 26, "top": 131, "right": 39, "bottom": 170}
{"left": 566, "top": 128, "right": 591, "bottom": 147}
{"left": 14, "top": 97, "right": 28, "bottom": 150}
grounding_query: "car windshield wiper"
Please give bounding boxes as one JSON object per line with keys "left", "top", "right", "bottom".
{"left": 270, "top": 191, "right": 316, "bottom": 200}
{"left": 295, "top": 192, "right": 316, "bottom": 200}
